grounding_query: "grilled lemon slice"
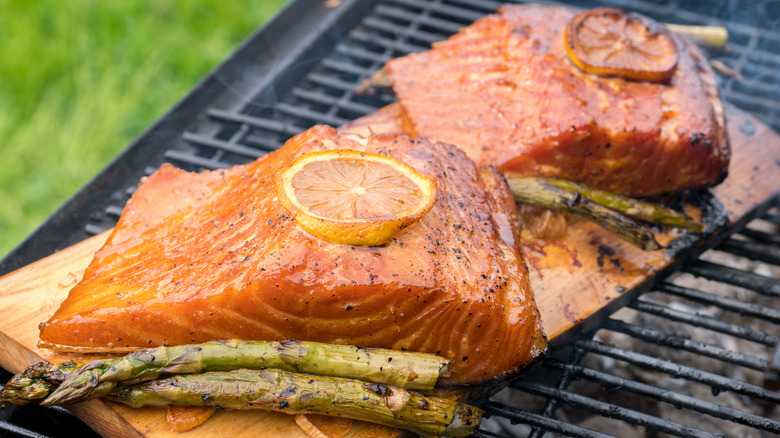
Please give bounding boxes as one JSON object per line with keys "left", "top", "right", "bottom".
{"left": 564, "top": 7, "right": 679, "bottom": 83}
{"left": 276, "top": 149, "right": 436, "bottom": 246}
{"left": 295, "top": 414, "right": 352, "bottom": 438}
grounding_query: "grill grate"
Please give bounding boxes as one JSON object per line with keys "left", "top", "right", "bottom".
{"left": 475, "top": 203, "right": 780, "bottom": 437}
{"left": 2, "top": 0, "right": 779, "bottom": 437}
{"left": 63, "top": 0, "right": 780, "bottom": 237}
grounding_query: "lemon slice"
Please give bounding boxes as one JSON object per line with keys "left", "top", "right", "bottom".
{"left": 564, "top": 7, "right": 679, "bottom": 83}
{"left": 276, "top": 149, "right": 437, "bottom": 246}
{"left": 295, "top": 414, "right": 352, "bottom": 438}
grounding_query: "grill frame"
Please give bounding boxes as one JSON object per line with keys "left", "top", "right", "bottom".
{"left": 2, "top": 0, "right": 780, "bottom": 437}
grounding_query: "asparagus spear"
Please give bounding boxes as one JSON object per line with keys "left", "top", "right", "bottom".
{"left": 32, "top": 339, "right": 449, "bottom": 406}
{"left": 355, "top": 68, "right": 392, "bottom": 94}
{"left": 665, "top": 23, "right": 728, "bottom": 50}
{"left": 534, "top": 178, "right": 705, "bottom": 233}
{"left": 507, "top": 177, "right": 662, "bottom": 251}
{"left": 0, "top": 361, "right": 78, "bottom": 407}
{"left": 109, "top": 369, "right": 483, "bottom": 438}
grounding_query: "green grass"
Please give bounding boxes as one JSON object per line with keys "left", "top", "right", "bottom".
{"left": 0, "top": 0, "right": 288, "bottom": 260}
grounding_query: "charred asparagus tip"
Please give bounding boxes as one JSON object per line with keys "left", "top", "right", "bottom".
{"left": 0, "top": 362, "right": 76, "bottom": 407}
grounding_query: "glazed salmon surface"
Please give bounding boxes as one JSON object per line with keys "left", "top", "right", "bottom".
{"left": 385, "top": 4, "right": 730, "bottom": 197}
{"left": 39, "top": 125, "right": 546, "bottom": 386}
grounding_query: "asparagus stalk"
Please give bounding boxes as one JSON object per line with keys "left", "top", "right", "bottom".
{"left": 109, "top": 369, "right": 483, "bottom": 438}
{"left": 535, "top": 178, "right": 704, "bottom": 233}
{"left": 0, "top": 361, "right": 78, "bottom": 407}
{"left": 709, "top": 59, "right": 742, "bottom": 79}
{"left": 507, "top": 177, "right": 662, "bottom": 251}
{"left": 665, "top": 23, "right": 728, "bottom": 50}
{"left": 33, "top": 339, "right": 449, "bottom": 406}
{"left": 355, "top": 68, "right": 391, "bottom": 94}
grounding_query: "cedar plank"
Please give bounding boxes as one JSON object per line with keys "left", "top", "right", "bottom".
{"left": 0, "top": 106, "right": 778, "bottom": 437}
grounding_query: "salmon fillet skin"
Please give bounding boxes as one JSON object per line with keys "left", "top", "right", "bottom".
{"left": 39, "top": 125, "right": 546, "bottom": 386}
{"left": 385, "top": 4, "right": 730, "bottom": 197}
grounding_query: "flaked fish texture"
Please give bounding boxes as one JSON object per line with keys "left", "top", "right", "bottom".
{"left": 39, "top": 126, "right": 546, "bottom": 386}
{"left": 385, "top": 4, "right": 730, "bottom": 197}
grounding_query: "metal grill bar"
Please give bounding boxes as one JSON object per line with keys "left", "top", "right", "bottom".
{"left": 511, "top": 380, "right": 725, "bottom": 438}
{"left": 304, "top": 72, "right": 363, "bottom": 94}
{"left": 472, "top": 430, "right": 505, "bottom": 438}
{"left": 629, "top": 298, "right": 779, "bottom": 346}
{"left": 658, "top": 282, "right": 780, "bottom": 323}
{"left": 396, "top": 0, "right": 489, "bottom": 22}
{"left": 375, "top": 5, "right": 464, "bottom": 35}
{"left": 320, "top": 58, "right": 375, "bottom": 78}
{"left": 763, "top": 213, "right": 780, "bottom": 225}
{"left": 0, "top": 390, "right": 96, "bottom": 438}
{"left": 521, "top": 348, "right": 589, "bottom": 438}
{"left": 739, "top": 227, "right": 780, "bottom": 245}
{"left": 164, "top": 149, "right": 229, "bottom": 170}
{"left": 207, "top": 108, "right": 291, "bottom": 135}
{"left": 181, "top": 131, "right": 265, "bottom": 160}
{"left": 544, "top": 360, "right": 780, "bottom": 433}
{"left": 334, "top": 43, "right": 392, "bottom": 65}
{"left": 350, "top": 21, "right": 431, "bottom": 55}
{"left": 240, "top": 134, "right": 285, "bottom": 152}
{"left": 292, "top": 89, "right": 377, "bottom": 117}
{"left": 444, "top": 0, "right": 502, "bottom": 14}
{"left": 0, "top": 423, "right": 48, "bottom": 438}
{"left": 685, "top": 260, "right": 780, "bottom": 297}
{"left": 481, "top": 401, "right": 615, "bottom": 438}
{"left": 719, "top": 238, "right": 780, "bottom": 265}
{"left": 83, "top": 223, "right": 110, "bottom": 235}
{"left": 361, "top": 16, "right": 443, "bottom": 46}
{"left": 275, "top": 102, "right": 351, "bottom": 127}
{"left": 602, "top": 318, "right": 768, "bottom": 370}
{"left": 574, "top": 339, "right": 780, "bottom": 404}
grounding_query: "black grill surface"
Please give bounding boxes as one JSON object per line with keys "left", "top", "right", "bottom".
{"left": 2, "top": 0, "right": 780, "bottom": 437}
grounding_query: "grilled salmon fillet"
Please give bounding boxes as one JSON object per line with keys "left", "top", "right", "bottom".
{"left": 39, "top": 125, "right": 546, "bottom": 386}
{"left": 385, "top": 4, "right": 730, "bottom": 197}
